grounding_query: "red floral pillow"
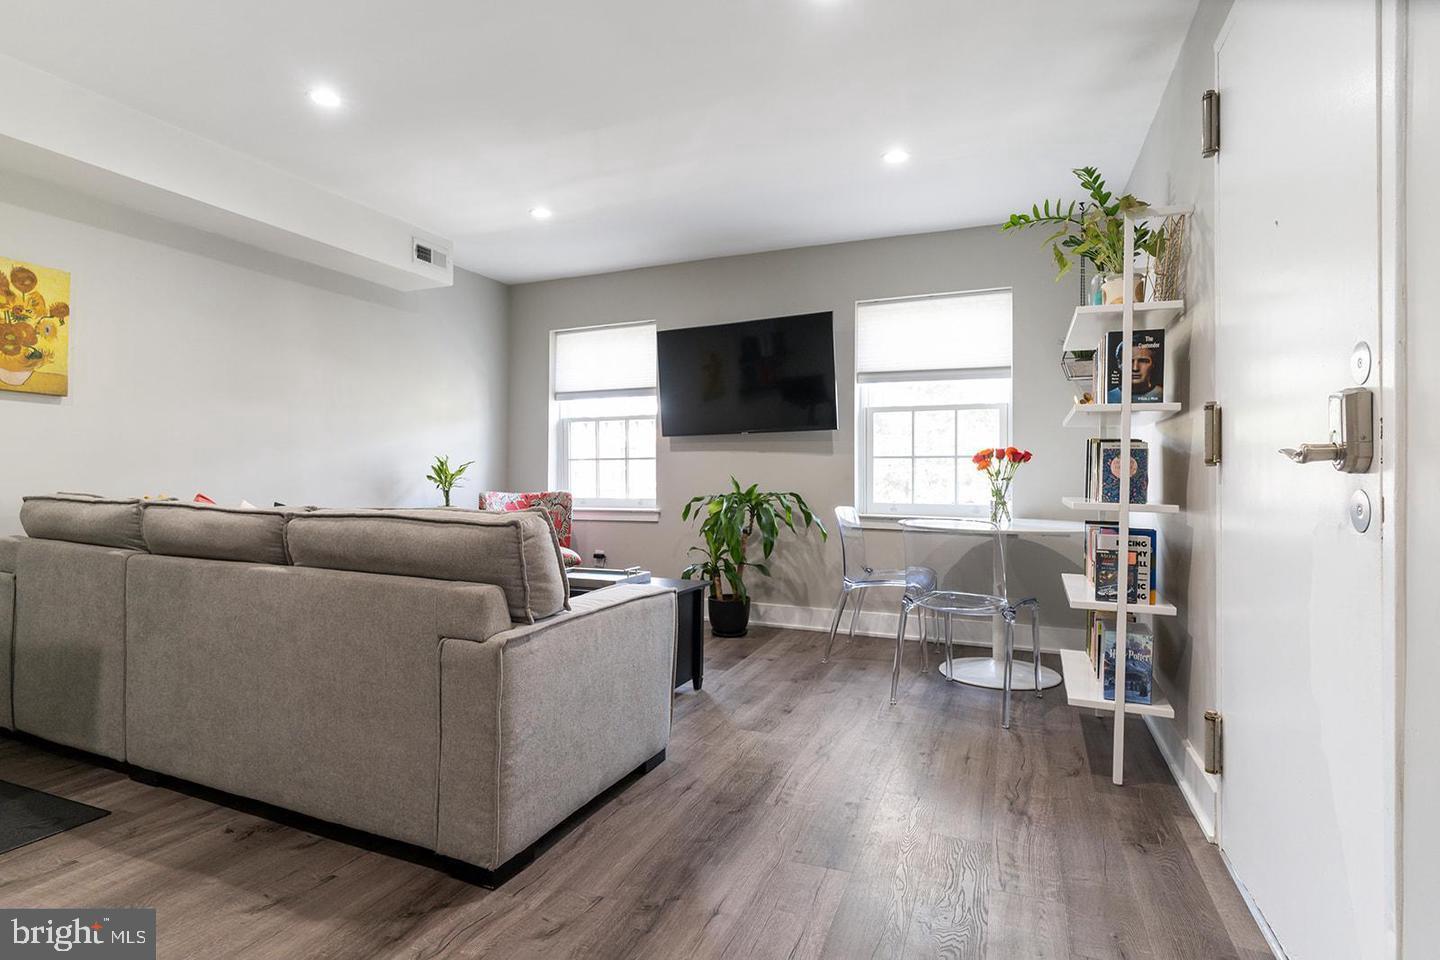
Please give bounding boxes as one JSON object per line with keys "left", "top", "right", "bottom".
{"left": 479, "top": 490, "right": 573, "bottom": 548}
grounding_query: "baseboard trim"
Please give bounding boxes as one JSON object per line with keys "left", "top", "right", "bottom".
{"left": 1143, "top": 714, "right": 1220, "bottom": 843}
{"left": 1221, "top": 849, "right": 1290, "bottom": 960}
{"left": 746, "top": 599, "right": 1080, "bottom": 654}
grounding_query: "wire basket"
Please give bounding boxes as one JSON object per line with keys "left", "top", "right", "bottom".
{"left": 1148, "top": 212, "right": 1188, "bottom": 301}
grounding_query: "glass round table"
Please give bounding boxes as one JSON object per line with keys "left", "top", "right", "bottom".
{"left": 897, "top": 517, "right": 1064, "bottom": 691}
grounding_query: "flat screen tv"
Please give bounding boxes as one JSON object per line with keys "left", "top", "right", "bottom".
{"left": 657, "top": 311, "right": 838, "bottom": 436}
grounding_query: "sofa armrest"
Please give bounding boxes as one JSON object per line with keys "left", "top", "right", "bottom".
{"left": 437, "top": 583, "right": 676, "bottom": 868}
{"left": 0, "top": 535, "right": 22, "bottom": 575}
{"left": 1, "top": 569, "right": 13, "bottom": 730}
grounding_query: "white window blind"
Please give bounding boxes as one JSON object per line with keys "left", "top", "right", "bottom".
{"left": 855, "top": 290, "right": 1012, "bottom": 378}
{"left": 553, "top": 322, "right": 657, "bottom": 398}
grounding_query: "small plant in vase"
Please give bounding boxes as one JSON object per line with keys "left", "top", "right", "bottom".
{"left": 426, "top": 454, "right": 474, "bottom": 507}
{"left": 972, "top": 446, "right": 1033, "bottom": 525}
{"left": 1001, "top": 166, "right": 1166, "bottom": 305}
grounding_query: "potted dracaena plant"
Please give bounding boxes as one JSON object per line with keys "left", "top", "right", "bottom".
{"left": 426, "top": 454, "right": 474, "bottom": 507}
{"left": 1001, "top": 166, "right": 1166, "bottom": 305}
{"left": 681, "top": 479, "right": 826, "bottom": 637}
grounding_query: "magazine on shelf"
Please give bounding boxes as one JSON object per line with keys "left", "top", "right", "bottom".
{"left": 1100, "top": 620, "right": 1155, "bottom": 705}
{"left": 1097, "top": 328, "right": 1167, "bottom": 404}
{"left": 1084, "top": 438, "right": 1149, "bottom": 504}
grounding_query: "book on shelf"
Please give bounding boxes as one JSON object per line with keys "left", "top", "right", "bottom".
{"left": 1094, "top": 328, "right": 1167, "bottom": 404}
{"left": 1084, "top": 521, "right": 1157, "bottom": 605}
{"left": 1084, "top": 438, "right": 1149, "bottom": 504}
{"left": 1100, "top": 620, "right": 1155, "bottom": 704}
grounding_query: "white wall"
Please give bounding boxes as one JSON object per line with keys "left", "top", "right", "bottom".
{"left": 1124, "top": 0, "right": 1232, "bottom": 838}
{"left": 508, "top": 226, "right": 1090, "bottom": 645}
{"left": 0, "top": 174, "right": 507, "bottom": 534}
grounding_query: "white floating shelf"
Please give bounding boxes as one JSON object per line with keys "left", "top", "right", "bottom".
{"left": 1058, "top": 649, "right": 1175, "bottom": 719}
{"left": 1062, "top": 300, "right": 1185, "bottom": 353}
{"left": 1061, "top": 497, "right": 1181, "bottom": 515}
{"left": 1061, "top": 573, "right": 1177, "bottom": 617}
{"left": 1063, "top": 402, "right": 1182, "bottom": 427}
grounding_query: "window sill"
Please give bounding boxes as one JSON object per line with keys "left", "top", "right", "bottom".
{"left": 574, "top": 507, "right": 661, "bottom": 523}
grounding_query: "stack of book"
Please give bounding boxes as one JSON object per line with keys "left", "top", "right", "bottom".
{"left": 1084, "top": 438, "right": 1149, "bottom": 504}
{"left": 1083, "top": 520, "right": 1157, "bottom": 605}
{"left": 1092, "top": 328, "right": 1167, "bottom": 404}
{"left": 1085, "top": 615, "right": 1155, "bottom": 704}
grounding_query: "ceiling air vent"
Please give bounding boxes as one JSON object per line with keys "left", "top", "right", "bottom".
{"left": 412, "top": 239, "right": 450, "bottom": 270}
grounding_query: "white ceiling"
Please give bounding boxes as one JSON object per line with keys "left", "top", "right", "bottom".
{"left": 2, "top": 0, "right": 1198, "bottom": 284}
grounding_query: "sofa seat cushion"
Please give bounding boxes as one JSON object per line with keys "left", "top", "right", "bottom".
{"left": 142, "top": 501, "right": 291, "bottom": 565}
{"left": 20, "top": 495, "right": 146, "bottom": 551}
{"left": 286, "top": 509, "right": 570, "bottom": 623}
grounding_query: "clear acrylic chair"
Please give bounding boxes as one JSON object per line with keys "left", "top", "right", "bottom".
{"left": 892, "top": 518, "right": 1042, "bottom": 729}
{"left": 821, "top": 507, "right": 909, "bottom": 662}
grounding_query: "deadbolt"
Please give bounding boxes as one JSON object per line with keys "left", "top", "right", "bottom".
{"left": 1278, "top": 387, "right": 1373, "bottom": 473}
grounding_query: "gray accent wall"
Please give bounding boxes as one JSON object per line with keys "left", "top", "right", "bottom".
{"left": 0, "top": 174, "right": 509, "bottom": 536}
{"left": 508, "top": 226, "right": 1090, "bottom": 642}
{"left": 1124, "top": 0, "right": 1233, "bottom": 833}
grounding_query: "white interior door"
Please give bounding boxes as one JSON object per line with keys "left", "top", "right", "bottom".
{"left": 1214, "top": 2, "right": 1393, "bottom": 959}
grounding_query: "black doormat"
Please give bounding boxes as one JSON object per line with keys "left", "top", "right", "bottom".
{"left": 0, "top": 780, "right": 109, "bottom": 855}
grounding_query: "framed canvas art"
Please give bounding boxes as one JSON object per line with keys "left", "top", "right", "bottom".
{"left": 0, "top": 257, "right": 70, "bottom": 397}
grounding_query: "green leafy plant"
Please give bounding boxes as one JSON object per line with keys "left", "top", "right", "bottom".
{"left": 426, "top": 454, "right": 474, "bottom": 507}
{"left": 1001, "top": 166, "right": 1165, "bottom": 279}
{"left": 680, "top": 478, "right": 826, "bottom": 602}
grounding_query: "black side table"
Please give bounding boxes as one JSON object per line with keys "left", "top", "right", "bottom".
{"left": 649, "top": 578, "right": 708, "bottom": 691}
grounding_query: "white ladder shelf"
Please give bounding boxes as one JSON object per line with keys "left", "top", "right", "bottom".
{"left": 1056, "top": 205, "right": 1189, "bottom": 786}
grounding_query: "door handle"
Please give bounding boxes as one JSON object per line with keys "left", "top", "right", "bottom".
{"left": 1279, "top": 443, "right": 1344, "bottom": 465}
{"left": 1277, "top": 387, "right": 1373, "bottom": 473}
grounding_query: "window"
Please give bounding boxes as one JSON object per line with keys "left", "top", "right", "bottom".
{"left": 855, "top": 290, "right": 1013, "bottom": 517}
{"left": 552, "top": 322, "right": 658, "bottom": 509}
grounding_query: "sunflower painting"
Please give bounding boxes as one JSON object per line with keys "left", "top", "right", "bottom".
{"left": 0, "top": 257, "right": 69, "bottom": 396}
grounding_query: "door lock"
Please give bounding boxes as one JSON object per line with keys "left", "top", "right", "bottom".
{"left": 1278, "top": 387, "right": 1373, "bottom": 473}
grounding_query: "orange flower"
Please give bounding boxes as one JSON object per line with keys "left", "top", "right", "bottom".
{"left": 8, "top": 266, "right": 37, "bottom": 295}
{"left": 975, "top": 458, "right": 993, "bottom": 472}
{"left": 1005, "top": 446, "right": 1021, "bottom": 461}
{"left": 0, "top": 322, "right": 37, "bottom": 357}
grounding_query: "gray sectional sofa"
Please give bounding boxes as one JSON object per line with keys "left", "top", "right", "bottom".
{"left": 0, "top": 494, "right": 676, "bottom": 876}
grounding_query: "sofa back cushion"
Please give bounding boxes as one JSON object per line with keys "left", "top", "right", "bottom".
{"left": 285, "top": 508, "right": 569, "bottom": 622}
{"left": 20, "top": 495, "right": 146, "bottom": 551}
{"left": 142, "top": 501, "right": 290, "bottom": 565}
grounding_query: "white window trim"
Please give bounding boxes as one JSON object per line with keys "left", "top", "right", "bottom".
{"left": 573, "top": 507, "right": 662, "bottom": 523}
{"left": 548, "top": 320, "right": 660, "bottom": 512}
{"left": 854, "top": 287, "right": 1014, "bottom": 520}
{"left": 555, "top": 414, "right": 658, "bottom": 510}
{"left": 858, "top": 400, "right": 1012, "bottom": 518}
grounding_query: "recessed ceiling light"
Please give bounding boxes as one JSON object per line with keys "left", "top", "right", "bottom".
{"left": 530, "top": 206, "right": 554, "bottom": 221}
{"left": 308, "top": 86, "right": 343, "bottom": 109}
{"left": 883, "top": 147, "right": 911, "bottom": 165}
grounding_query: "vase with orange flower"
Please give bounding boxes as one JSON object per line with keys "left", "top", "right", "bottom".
{"left": 971, "top": 446, "right": 1033, "bottom": 526}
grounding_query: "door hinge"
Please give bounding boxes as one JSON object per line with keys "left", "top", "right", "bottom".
{"left": 1202, "top": 89, "right": 1221, "bottom": 157}
{"left": 1204, "top": 710, "right": 1223, "bottom": 775}
{"left": 1204, "top": 401, "right": 1222, "bottom": 465}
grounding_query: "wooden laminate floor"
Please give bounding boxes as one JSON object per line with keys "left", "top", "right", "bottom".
{"left": 0, "top": 627, "right": 1270, "bottom": 959}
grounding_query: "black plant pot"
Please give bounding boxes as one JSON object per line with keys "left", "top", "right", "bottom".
{"left": 707, "top": 597, "right": 751, "bottom": 637}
